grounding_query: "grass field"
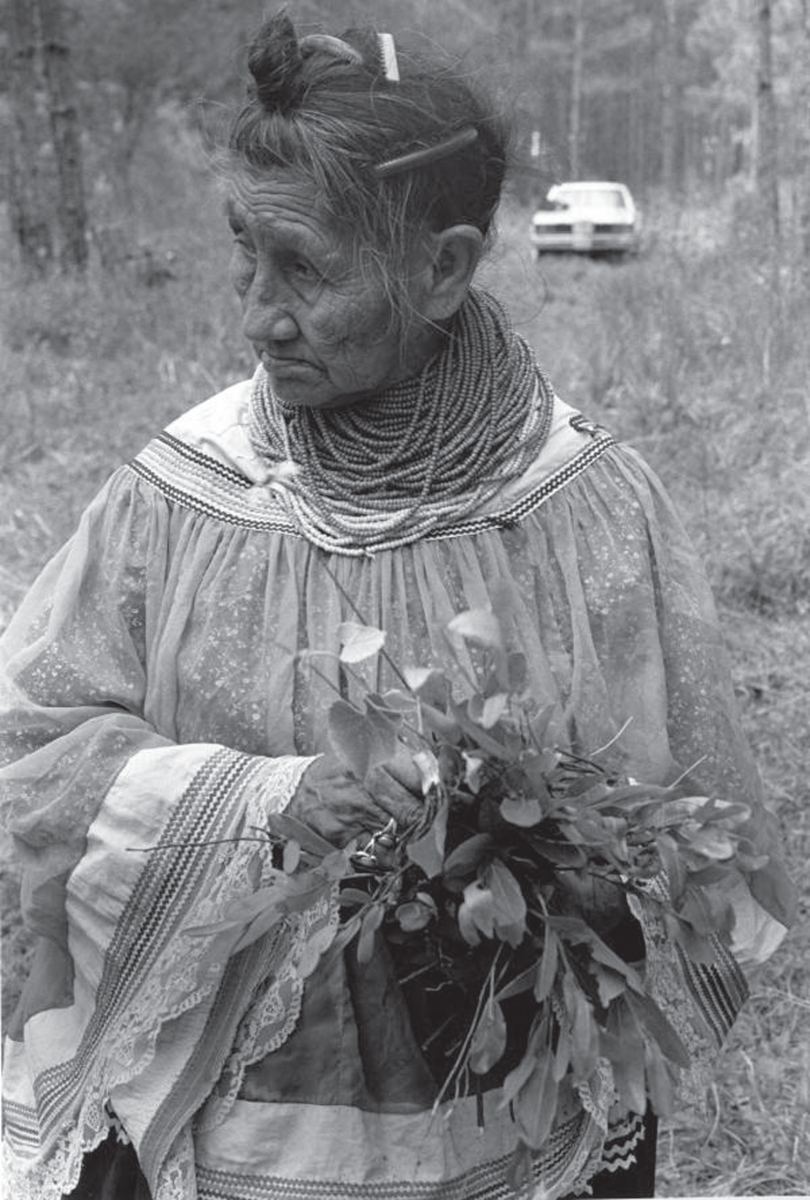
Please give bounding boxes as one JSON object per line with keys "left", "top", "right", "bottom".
{"left": 1, "top": 173, "right": 808, "bottom": 1196}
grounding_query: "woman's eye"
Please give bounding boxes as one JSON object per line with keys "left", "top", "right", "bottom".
{"left": 290, "top": 259, "right": 319, "bottom": 284}
{"left": 232, "top": 233, "right": 255, "bottom": 257}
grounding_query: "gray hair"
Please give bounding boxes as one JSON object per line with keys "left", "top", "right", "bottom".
{"left": 226, "top": 12, "right": 510, "bottom": 305}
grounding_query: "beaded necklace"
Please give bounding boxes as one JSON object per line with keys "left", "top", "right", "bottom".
{"left": 248, "top": 288, "right": 554, "bottom": 555}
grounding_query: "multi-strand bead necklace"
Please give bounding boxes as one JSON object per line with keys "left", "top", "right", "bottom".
{"left": 249, "top": 288, "right": 554, "bottom": 555}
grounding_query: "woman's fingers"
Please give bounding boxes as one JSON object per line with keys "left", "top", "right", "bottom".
{"left": 375, "top": 745, "right": 424, "bottom": 796}
{"left": 284, "top": 752, "right": 424, "bottom": 847}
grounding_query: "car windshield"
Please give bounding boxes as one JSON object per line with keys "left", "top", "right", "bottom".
{"left": 556, "top": 188, "right": 626, "bottom": 209}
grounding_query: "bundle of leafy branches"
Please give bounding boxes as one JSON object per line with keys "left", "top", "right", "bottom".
{"left": 190, "top": 608, "right": 789, "bottom": 1173}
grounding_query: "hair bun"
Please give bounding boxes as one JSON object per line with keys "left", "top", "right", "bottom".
{"left": 247, "top": 12, "right": 306, "bottom": 115}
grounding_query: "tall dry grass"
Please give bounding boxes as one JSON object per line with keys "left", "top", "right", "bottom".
{"left": 1, "top": 168, "right": 809, "bottom": 1196}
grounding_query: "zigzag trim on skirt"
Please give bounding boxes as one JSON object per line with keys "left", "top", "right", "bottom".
{"left": 195, "top": 1112, "right": 587, "bottom": 1200}
{"left": 128, "top": 428, "right": 616, "bottom": 547}
{"left": 195, "top": 1109, "right": 649, "bottom": 1200}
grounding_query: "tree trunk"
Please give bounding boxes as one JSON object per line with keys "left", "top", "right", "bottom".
{"left": 800, "top": 0, "right": 810, "bottom": 260}
{"left": 6, "top": 0, "right": 54, "bottom": 273}
{"left": 37, "top": 0, "right": 89, "bottom": 272}
{"left": 568, "top": 0, "right": 585, "bottom": 178}
{"left": 660, "top": 0, "right": 678, "bottom": 192}
{"left": 755, "top": 0, "right": 780, "bottom": 244}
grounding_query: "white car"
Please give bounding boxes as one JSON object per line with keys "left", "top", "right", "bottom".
{"left": 530, "top": 181, "right": 640, "bottom": 257}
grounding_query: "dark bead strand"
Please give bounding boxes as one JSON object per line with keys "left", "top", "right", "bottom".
{"left": 249, "top": 288, "right": 554, "bottom": 554}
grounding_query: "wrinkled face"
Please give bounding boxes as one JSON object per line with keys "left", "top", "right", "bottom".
{"left": 227, "top": 169, "right": 438, "bottom": 409}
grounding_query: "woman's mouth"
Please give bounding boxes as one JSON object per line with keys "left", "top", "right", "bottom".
{"left": 261, "top": 351, "right": 320, "bottom": 375}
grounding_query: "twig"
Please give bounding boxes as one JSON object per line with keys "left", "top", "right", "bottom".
{"left": 702, "top": 1080, "right": 721, "bottom": 1150}
{"left": 126, "top": 835, "right": 270, "bottom": 853}
{"left": 588, "top": 717, "right": 634, "bottom": 759}
{"left": 320, "top": 562, "right": 411, "bottom": 690}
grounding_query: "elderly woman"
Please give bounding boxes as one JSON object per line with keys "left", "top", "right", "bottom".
{"left": 1, "top": 13, "right": 792, "bottom": 1200}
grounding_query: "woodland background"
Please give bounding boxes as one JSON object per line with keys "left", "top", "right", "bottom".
{"left": 1, "top": 0, "right": 809, "bottom": 1196}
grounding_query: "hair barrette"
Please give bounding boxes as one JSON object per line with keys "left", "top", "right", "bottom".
{"left": 374, "top": 125, "right": 479, "bottom": 180}
{"left": 377, "top": 33, "right": 399, "bottom": 82}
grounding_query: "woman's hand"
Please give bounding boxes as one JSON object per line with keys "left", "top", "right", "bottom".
{"left": 285, "top": 751, "right": 424, "bottom": 848}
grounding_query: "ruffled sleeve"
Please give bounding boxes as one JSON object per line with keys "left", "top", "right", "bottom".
{"left": 0, "top": 469, "right": 329, "bottom": 1200}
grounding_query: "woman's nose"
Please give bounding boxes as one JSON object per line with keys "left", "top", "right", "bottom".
{"left": 241, "top": 282, "right": 299, "bottom": 344}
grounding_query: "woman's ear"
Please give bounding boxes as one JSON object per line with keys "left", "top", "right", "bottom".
{"left": 420, "top": 225, "right": 484, "bottom": 321}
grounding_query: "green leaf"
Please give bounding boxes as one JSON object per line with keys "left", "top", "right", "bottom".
{"left": 365, "top": 692, "right": 404, "bottom": 725}
{"left": 447, "top": 608, "right": 504, "bottom": 650}
{"left": 563, "top": 774, "right": 606, "bottom": 798}
{"left": 452, "top": 702, "right": 512, "bottom": 761}
{"left": 590, "top": 939, "right": 644, "bottom": 993}
{"left": 437, "top": 743, "right": 464, "bottom": 789}
{"left": 495, "top": 962, "right": 537, "bottom": 1003}
{"left": 405, "top": 792, "right": 448, "bottom": 880}
{"left": 418, "top": 700, "right": 462, "bottom": 741}
{"left": 506, "top": 1141, "right": 534, "bottom": 1194}
{"left": 534, "top": 929, "right": 559, "bottom": 1001}
{"left": 499, "top": 1050, "right": 538, "bottom": 1109}
{"left": 272, "top": 875, "right": 334, "bottom": 918}
{"left": 682, "top": 826, "right": 736, "bottom": 861}
{"left": 542, "top": 914, "right": 594, "bottom": 943}
{"left": 604, "top": 1003, "right": 646, "bottom": 1114}
{"left": 624, "top": 990, "right": 691, "bottom": 1068}
{"left": 645, "top": 1041, "right": 676, "bottom": 1117}
{"left": 526, "top": 702, "right": 558, "bottom": 749}
{"left": 403, "top": 666, "right": 449, "bottom": 707}
{"left": 565, "top": 974, "right": 598, "bottom": 1080}
{"left": 330, "top": 912, "right": 363, "bottom": 954}
{"left": 686, "top": 862, "right": 733, "bottom": 887}
{"left": 443, "top": 833, "right": 492, "bottom": 885}
{"left": 468, "top": 691, "right": 510, "bottom": 729}
{"left": 469, "top": 998, "right": 508, "bottom": 1074}
{"left": 327, "top": 699, "right": 398, "bottom": 779}
{"left": 246, "top": 852, "right": 263, "bottom": 890}
{"left": 691, "top": 797, "right": 751, "bottom": 828}
{"left": 338, "top": 621, "right": 386, "bottom": 663}
{"left": 514, "top": 1054, "right": 559, "bottom": 1149}
{"left": 379, "top": 688, "right": 417, "bottom": 712}
{"left": 357, "top": 902, "right": 385, "bottom": 964}
{"left": 266, "top": 812, "right": 336, "bottom": 858}
{"left": 282, "top": 839, "right": 301, "bottom": 874}
{"left": 363, "top": 698, "right": 401, "bottom": 758}
{"left": 664, "top": 911, "right": 718, "bottom": 965}
{"left": 184, "top": 884, "right": 284, "bottom": 940}
{"left": 500, "top": 794, "right": 545, "bottom": 828}
{"left": 458, "top": 880, "right": 495, "bottom": 945}
{"left": 413, "top": 749, "right": 441, "bottom": 791}
{"left": 406, "top": 827, "right": 444, "bottom": 879}
{"left": 531, "top": 837, "right": 587, "bottom": 868}
{"left": 340, "top": 887, "right": 374, "bottom": 908}
{"left": 487, "top": 858, "right": 527, "bottom": 947}
{"left": 601, "top": 783, "right": 672, "bottom": 811}
{"left": 552, "top": 1023, "right": 572, "bottom": 1083}
{"left": 321, "top": 846, "right": 355, "bottom": 880}
{"left": 679, "top": 884, "right": 735, "bottom": 937}
{"left": 230, "top": 895, "right": 300, "bottom": 953}
{"left": 296, "top": 921, "right": 338, "bottom": 979}
{"left": 746, "top": 857, "right": 797, "bottom": 927}
{"left": 593, "top": 964, "right": 627, "bottom": 1007}
{"left": 395, "top": 896, "right": 437, "bottom": 931}
{"left": 521, "top": 753, "right": 556, "bottom": 797}
{"left": 655, "top": 832, "right": 686, "bottom": 902}
{"left": 462, "top": 752, "right": 485, "bottom": 794}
